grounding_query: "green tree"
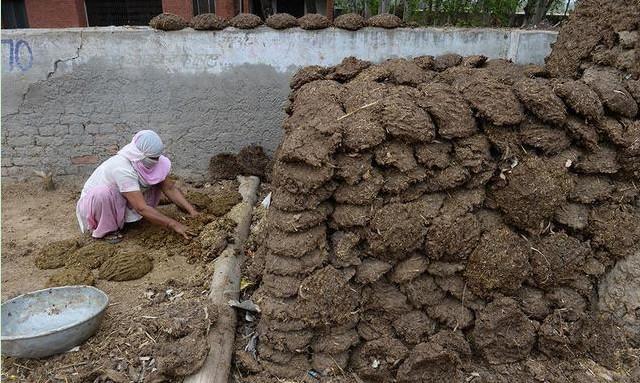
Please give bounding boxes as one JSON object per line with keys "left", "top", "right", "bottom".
{"left": 522, "top": 0, "right": 562, "bottom": 25}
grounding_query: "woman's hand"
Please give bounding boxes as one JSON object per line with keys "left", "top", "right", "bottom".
{"left": 160, "top": 179, "right": 200, "bottom": 216}
{"left": 122, "top": 190, "right": 196, "bottom": 240}
{"left": 169, "top": 221, "right": 196, "bottom": 240}
{"left": 190, "top": 210, "right": 200, "bottom": 218}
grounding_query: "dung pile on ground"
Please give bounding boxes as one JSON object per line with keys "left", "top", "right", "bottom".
{"left": 3, "top": 283, "right": 215, "bottom": 383}
{"left": 209, "top": 144, "right": 272, "bottom": 180}
{"left": 266, "top": 13, "right": 298, "bottom": 29}
{"left": 46, "top": 266, "right": 95, "bottom": 287}
{"left": 229, "top": 13, "right": 263, "bottom": 29}
{"left": 33, "top": 184, "right": 241, "bottom": 279}
{"left": 545, "top": 0, "right": 639, "bottom": 79}
{"left": 190, "top": 13, "right": 228, "bottom": 30}
{"left": 298, "top": 14, "right": 331, "bottom": 30}
{"left": 367, "top": 13, "right": 402, "bottom": 28}
{"left": 34, "top": 238, "right": 83, "bottom": 269}
{"left": 98, "top": 249, "right": 153, "bottom": 281}
{"left": 127, "top": 193, "right": 239, "bottom": 263}
{"left": 185, "top": 188, "right": 242, "bottom": 215}
{"left": 149, "top": 13, "right": 188, "bottom": 31}
{"left": 334, "top": 13, "right": 367, "bottom": 31}
{"left": 236, "top": 4, "right": 640, "bottom": 379}
{"left": 34, "top": 239, "right": 115, "bottom": 271}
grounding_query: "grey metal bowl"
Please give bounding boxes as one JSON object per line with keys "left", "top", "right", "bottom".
{"left": 1, "top": 285, "right": 109, "bottom": 358}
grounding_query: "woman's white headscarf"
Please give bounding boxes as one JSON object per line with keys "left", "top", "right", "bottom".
{"left": 118, "top": 130, "right": 171, "bottom": 185}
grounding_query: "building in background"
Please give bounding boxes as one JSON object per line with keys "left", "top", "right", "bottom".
{"left": 1, "top": 0, "right": 333, "bottom": 29}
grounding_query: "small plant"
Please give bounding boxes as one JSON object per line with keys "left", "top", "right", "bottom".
{"left": 33, "top": 169, "right": 55, "bottom": 191}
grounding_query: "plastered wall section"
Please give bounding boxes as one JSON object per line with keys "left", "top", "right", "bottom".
{"left": 1, "top": 27, "right": 557, "bottom": 181}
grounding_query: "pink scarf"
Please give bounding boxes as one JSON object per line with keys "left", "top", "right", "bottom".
{"left": 132, "top": 156, "right": 171, "bottom": 186}
{"left": 118, "top": 130, "right": 171, "bottom": 186}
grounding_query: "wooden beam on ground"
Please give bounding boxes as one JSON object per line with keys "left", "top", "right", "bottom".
{"left": 185, "top": 175, "right": 260, "bottom": 383}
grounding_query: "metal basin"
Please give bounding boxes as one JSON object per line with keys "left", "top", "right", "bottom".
{"left": 1, "top": 286, "right": 109, "bottom": 358}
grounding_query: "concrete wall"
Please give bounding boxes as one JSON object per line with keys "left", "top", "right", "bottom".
{"left": 1, "top": 26, "right": 557, "bottom": 181}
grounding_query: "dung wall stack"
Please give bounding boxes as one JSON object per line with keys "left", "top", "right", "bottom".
{"left": 247, "top": 3, "right": 640, "bottom": 379}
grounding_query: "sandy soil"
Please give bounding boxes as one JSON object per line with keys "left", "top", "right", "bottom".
{"left": 1, "top": 181, "right": 200, "bottom": 302}
{"left": 0, "top": 180, "right": 227, "bottom": 382}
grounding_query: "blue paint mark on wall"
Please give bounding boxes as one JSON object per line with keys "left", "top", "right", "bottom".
{"left": 2, "top": 39, "right": 33, "bottom": 72}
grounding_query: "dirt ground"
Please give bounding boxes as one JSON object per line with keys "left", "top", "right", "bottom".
{"left": 2, "top": 181, "right": 201, "bottom": 301}
{"left": 1, "top": 180, "right": 240, "bottom": 382}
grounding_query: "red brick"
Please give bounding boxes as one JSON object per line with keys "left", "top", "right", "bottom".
{"left": 25, "top": 0, "right": 87, "bottom": 28}
{"left": 71, "top": 155, "right": 99, "bottom": 165}
{"left": 162, "top": 0, "right": 193, "bottom": 21}
{"left": 216, "top": 0, "right": 237, "bottom": 19}
{"left": 106, "top": 145, "right": 119, "bottom": 155}
{"left": 326, "top": 0, "right": 334, "bottom": 20}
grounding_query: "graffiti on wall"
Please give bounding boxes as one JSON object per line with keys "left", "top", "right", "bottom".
{"left": 2, "top": 39, "right": 33, "bottom": 72}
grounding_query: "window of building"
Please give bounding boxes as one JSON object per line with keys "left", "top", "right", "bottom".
{"left": 2, "top": 0, "right": 29, "bottom": 29}
{"left": 193, "top": 0, "right": 215, "bottom": 15}
{"left": 275, "top": 0, "right": 304, "bottom": 17}
{"left": 85, "top": 0, "right": 163, "bottom": 26}
{"left": 269, "top": 0, "right": 326, "bottom": 17}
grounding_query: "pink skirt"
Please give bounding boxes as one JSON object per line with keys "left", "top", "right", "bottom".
{"left": 76, "top": 185, "right": 161, "bottom": 238}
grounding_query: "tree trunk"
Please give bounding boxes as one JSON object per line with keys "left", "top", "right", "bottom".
{"left": 524, "top": 0, "right": 554, "bottom": 26}
{"left": 364, "top": 0, "right": 371, "bottom": 17}
{"left": 563, "top": 0, "right": 571, "bottom": 15}
{"left": 403, "top": 0, "right": 409, "bottom": 21}
{"left": 379, "top": 0, "right": 388, "bottom": 14}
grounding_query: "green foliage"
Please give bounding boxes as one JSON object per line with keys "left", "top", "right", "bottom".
{"left": 335, "top": 0, "right": 563, "bottom": 26}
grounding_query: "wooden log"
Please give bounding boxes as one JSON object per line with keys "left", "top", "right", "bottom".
{"left": 185, "top": 175, "right": 260, "bottom": 383}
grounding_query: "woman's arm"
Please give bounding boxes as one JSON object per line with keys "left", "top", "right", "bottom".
{"left": 122, "top": 190, "right": 194, "bottom": 239}
{"left": 159, "top": 178, "right": 199, "bottom": 216}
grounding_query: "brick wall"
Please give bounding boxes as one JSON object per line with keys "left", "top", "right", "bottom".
{"left": 216, "top": 0, "right": 237, "bottom": 19}
{"left": 162, "top": 0, "right": 193, "bottom": 20}
{"left": 326, "top": 0, "right": 334, "bottom": 20}
{"left": 25, "top": 0, "right": 87, "bottom": 28}
{"left": 2, "top": 28, "right": 557, "bottom": 181}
